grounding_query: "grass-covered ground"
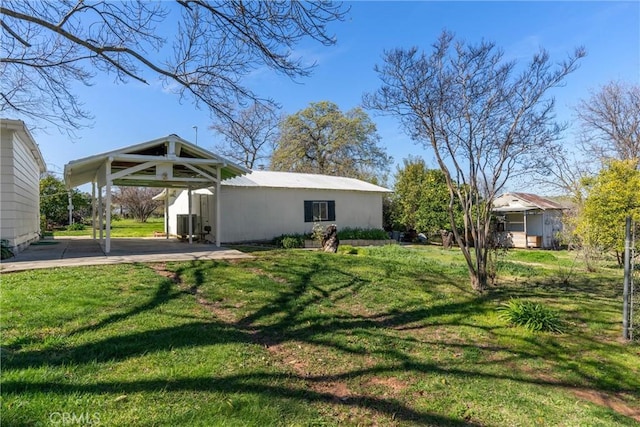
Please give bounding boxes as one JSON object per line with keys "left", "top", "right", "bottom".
{"left": 51, "top": 217, "right": 165, "bottom": 237}
{"left": 2, "top": 245, "right": 638, "bottom": 426}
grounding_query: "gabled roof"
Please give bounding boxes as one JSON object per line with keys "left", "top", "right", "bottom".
{"left": 1, "top": 119, "right": 46, "bottom": 174}
{"left": 493, "top": 192, "right": 565, "bottom": 212}
{"left": 64, "top": 134, "right": 249, "bottom": 189}
{"left": 222, "top": 171, "right": 391, "bottom": 193}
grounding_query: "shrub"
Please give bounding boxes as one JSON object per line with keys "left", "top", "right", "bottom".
{"left": 311, "top": 222, "right": 325, "bottom": 242}
{"left": 273, "top": 234, "right": 305, "bottom": 249}
{"left": 337, "top": 227, "right": 389, "bottom": 240}
{"left": 66, "top": 223, "right": 86, "bottom": 231}
{"left": 498, "top": 299, "right": 564, "bottom": 333}
{"left": 1, "top": 239, "right": 13, "bottom": 260}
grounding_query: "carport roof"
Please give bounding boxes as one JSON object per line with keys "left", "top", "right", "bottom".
{"left": 64, "top": 134, "right": 249, "bottom": 189}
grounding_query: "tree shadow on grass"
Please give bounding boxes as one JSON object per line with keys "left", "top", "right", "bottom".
{"left": 3, "top": 253, "right": 639, "bottom": 425}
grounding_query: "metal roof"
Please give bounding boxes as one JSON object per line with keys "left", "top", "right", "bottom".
{"left": 222, "top": 171, "right": 391, "bottom": 193}
{"left": 64, "top": 134, "right": 249, "bottom": 189}
{"left": 493, "top": 192, "right": 565, "bottom": 212}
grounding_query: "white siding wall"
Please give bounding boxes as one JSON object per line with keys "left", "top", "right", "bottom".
{"left": 166, "top": 189, "right": 213, "bottom": 236}
{"left": 0, "top": 132, "right": 16, "bottom": 244}
{"left": 0, "top": 130, "right": 42, "bottom": 252}
{"left": 219, "top": 187, "right": 384, "bottom": 243}
{"left": 167, "top": 186, "right": 384, "bottom": 243}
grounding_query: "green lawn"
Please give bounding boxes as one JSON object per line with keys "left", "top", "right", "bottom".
{"left": 2, "top": 246, "right": 638, "bottom": 426}
{"left": 52, "top": 217, "right": 165, "bottom": 237}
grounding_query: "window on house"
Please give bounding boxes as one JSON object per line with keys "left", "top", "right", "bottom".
{"left": 505, "top": 213, "right": 525, "bottom": 232}
{"left": 313, "top": 201, "right": 328, "bottom": 221}
{"left": 304, "top": 200, "right": 336, "bottom": 222}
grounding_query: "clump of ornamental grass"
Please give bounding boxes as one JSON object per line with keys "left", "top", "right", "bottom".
{"left": 498, "top": 299, "right": 565, "bottom": 333}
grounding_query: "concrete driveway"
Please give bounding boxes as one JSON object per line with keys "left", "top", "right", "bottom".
{"left": 0, "top": 237, "right": 252, "bottom": 273}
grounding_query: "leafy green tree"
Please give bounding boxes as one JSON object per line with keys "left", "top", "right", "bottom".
{"left": 392, "top": 157, "right": 461, "bottom": 236}
{"left": 40, "top": 174, "right": 91, "bottom": 227}
{"left": 270, "top": 101, "right": 391, "bottom": 182}
{"left": 575, "top": 159, "right": 640, "bottom": 266}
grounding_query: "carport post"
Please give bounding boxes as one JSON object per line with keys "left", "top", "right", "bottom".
{"left": 215, "top": 165, "right": 221, "bottom": 247}
{"left": 98, "top": 187, "right": 103, "bottom": 241}
{"left": 105, "top": 157, "right": 112, "bottom": 254}
{"left": 91, "top": 181, "right": 96, "bottom": 240}
{"left": 165, "top": 187, "right": 169, "bottom": 240}
{"left": 188, "top": 187, "right": 193, "bottom": 244}
{"left": 105, "top": 178, "right": 112, "bottom": 254}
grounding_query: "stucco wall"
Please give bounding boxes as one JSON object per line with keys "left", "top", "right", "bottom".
{"left": 0, "top": 129, "right": 42, "bottom": 252}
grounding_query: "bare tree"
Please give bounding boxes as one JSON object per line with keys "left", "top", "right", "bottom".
{"left": 576, "top": 81, "right": 640, "bottom": 164}
{"left": 531, "top": 143, "right": 591, "bottom": 200}
{"left": 114, "top": 187, "right": 162, "bottom": 223}
{"left": 364, "top": 31, "right": 584, "bottom": 292}
{"left": 209, "top": 102, "right": 280, "bottom": 169}
{"left": 0, "top": 1, "right": 347, "bottom": 135}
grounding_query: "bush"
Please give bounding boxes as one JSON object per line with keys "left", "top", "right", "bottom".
{"left": 273, "top": 234, "right": 305, "bottom": 249}
{"left": 66, "top": 223, "right": 86, "bottom": 231}
{"left": 498, "top": 299, "right": 564, "bottom": 333}
{"left": 1, "top": 239, "right": 14, "bottom": 260}
{"left": 337, "top": 227, "right": 389, "bottom": 240}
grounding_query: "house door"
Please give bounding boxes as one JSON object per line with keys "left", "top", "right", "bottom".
{"left": 527, "top": 213, "right": 543, "bottom": 235}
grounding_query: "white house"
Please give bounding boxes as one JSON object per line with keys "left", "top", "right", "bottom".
{"left": 492, "top": 192, "right": 565, "bottom": 249}
{"left": 1, "top": 119, "right": 46, "bottom": 254}
{"left": 156, "top": 171, "right": 391, "bottom": 243}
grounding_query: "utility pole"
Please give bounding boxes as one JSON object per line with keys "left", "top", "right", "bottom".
{"left": 192, "top": 125, "right": 198, "bottom": 145}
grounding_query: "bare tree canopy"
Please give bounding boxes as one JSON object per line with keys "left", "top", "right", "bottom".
{"left": 114, "top": 186, "right": 162, "bottom": 223}
{"left": 210, "top": 102, "right": 280, "bottom": 169}
{"left": 364, "top": 30, "right": 584, "bottom": 291}
{"left": 271, "top": 101, "right": 391, "bottom": 182}
{"left": 0, "top": 1, "right": 347, "bottom": 134}
{"left": 576, "top": 80, "right": 640, "bottom": 163}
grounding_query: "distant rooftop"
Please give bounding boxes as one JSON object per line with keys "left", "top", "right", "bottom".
{"left": 493, "top": 192, "right": 566, "bottom": 212}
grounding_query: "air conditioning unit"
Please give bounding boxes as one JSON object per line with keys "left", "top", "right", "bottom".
{"left": 177, "top": 214, "right": 198, "bottom": 236}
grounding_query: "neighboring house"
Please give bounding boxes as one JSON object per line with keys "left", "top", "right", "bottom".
{"left": 492, "top": 192, "right": 565, "bottom": 249}
{"left": 156, "top": 171, "right": 391, "bottom": 243}
{"left": 0, "top": 119, "right": 46, "bottom": 254}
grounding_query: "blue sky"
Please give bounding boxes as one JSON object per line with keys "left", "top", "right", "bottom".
{"left": 35, "top": 1, "right": 639, "bottom": 191}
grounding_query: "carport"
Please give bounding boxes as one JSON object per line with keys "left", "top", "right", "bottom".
{"left": 63, "top": 134, "right": 249, "bottom": 254}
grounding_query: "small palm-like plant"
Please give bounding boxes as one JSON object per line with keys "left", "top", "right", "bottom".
{"left": 498, "top": 299, "right": 564, "bottom": 333}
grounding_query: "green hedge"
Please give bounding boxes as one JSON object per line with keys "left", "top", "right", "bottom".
{"left": 337, "top": 227, "right": 388, "bottom": 240}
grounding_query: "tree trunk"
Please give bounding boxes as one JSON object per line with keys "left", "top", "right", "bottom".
{"left": 469, "top": 269, "right": 488, "bottom": 292}
{"left": 321, "top": 224, "right": 339, "bottom": 253}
